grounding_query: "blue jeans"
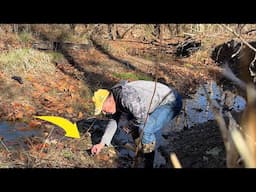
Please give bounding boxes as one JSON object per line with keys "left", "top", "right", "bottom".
{"left": 140, "top": 94, "right": 182, "bottom": 145}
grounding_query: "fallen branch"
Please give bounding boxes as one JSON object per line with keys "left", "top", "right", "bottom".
{"left": 0, "top": 137, "right": 10, "bottom": 153}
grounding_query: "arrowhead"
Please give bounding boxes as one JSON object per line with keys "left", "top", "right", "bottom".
{"left": 64, "top": 123, "right": 80, "bottom": 138}
{"left": 34, "top": 116, "right": 80, "bottom": 139}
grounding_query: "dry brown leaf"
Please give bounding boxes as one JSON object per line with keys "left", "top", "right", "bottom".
{"left": 32, "top": 82, "right": 45, "bottom": 92}
{"left": 43, "top": 87, "right": 51, "bottom": 92}
{"left": 57, "top": 103, "right": 65, "bottom": 108}
{"left": 25, "top": 75, "right": 34, "bottom": 81}
{"left": 96, "top": 154, "right": 110, "bottom": 161}
{"left": 32, "top": 92, "right": 41, "bottom": 99}
{"left": 43, "top": 95, "right": 55, "bottom": 102}
{"left": 11, "top": 102, "right": 22, "bottom": 108}
{"left": 78, "top": 112, "right": 83, "bottom": 119}
{"left": 38, "top": 152, "right": 47, "bottom": 158}
{"left": 24, "top": 105, "right": 34, "bottom": 111}
{"left": 15, "top": 111, "right": 23, "bottom": 119}
{"left": 68, "top": 85, "right": 76, "bottom": 92}
{"left": 32, "top": 143, "right": 49, "bottom": 152}
{"left": 29, "top": 120, "right": 42, "bottom": 128}
{"left": 66, "top": 107, "right": 74, "bottom": 114}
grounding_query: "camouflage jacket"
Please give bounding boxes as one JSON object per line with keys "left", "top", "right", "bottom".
{"left": 101, "top": 80, "right": 180, "bottom": 146}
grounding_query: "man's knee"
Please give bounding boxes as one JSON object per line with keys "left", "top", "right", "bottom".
{"left": 112, "top": 128, "right": 134, "bottom": 147}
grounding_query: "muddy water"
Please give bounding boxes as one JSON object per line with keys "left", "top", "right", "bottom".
{"left": 0, "top": 121, "right": 42, "bottom": 148}
{"left": 168, "top": 80, "right": 246, "bottom": 132}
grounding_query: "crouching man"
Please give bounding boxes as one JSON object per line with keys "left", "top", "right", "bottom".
{"left": 91, "top": 80, "right": 182, "bottom": 167}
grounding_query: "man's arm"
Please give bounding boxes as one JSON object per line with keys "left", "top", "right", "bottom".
{"left": 91, "top": 119, "right": 117, "bottom": 155}
{"left": 101, "top": 119, "right": 117, "bottom": 146}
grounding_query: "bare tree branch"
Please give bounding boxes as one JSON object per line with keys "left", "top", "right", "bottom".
{"left": 133, "top": 24, "right": 162, "bottom": 168}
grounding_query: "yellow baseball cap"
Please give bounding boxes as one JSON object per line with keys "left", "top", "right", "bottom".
{"left": 92, "top": 89, "right": 110, "bottom": 115}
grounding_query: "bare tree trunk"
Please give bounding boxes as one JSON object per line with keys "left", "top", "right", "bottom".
{"left": 116, "top": 25, "right": 121, "bottom": 38}
{"left": 25, "top": 24, "right": 31, "bottom": 33}
{"left": 84, "top": 24, "right": 88, "bottom": 30}
{"left": 13, "top": 24, "right": 19, "bottom": 33}
{"left": 155, "top": 24, "right": 161, "bottom": 39}
{"left": 70, "top": 24, "right": 76, "bottom": 33}
{"left": 167, "top": 24, "right": 173, "bottom": 36}
{"left": 159, "top": 24, "right": 165, "bottom": 40}
{"left": 108, "top": 24, "right": 117, "bottom": 40}
{"left": 176, "top": 24, "right": 180, "bottom": 36}
{"left": 168, "top": 24, "right": 181, "bottom": 36}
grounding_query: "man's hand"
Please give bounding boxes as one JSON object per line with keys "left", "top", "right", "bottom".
{"left": 91, "top": 143, "right": 105, "bottom": 155}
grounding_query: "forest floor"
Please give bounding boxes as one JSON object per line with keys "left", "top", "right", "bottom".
{"left": 0, "top": 29, "right": 246, "bottom": 168}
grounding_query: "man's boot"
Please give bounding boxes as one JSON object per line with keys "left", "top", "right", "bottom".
{"left": 143, "top": 151, "right": 155, "bottom": 168}
{"left": 142, "top": 142, "right": 156, "bottom": 168}
{"left": 142, "top": 142, "right": 155, "bottom": 154}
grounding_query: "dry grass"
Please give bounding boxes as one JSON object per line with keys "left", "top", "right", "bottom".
{"left": 18, "top": 32, "right": 35, "bottom": 44}
{"left": 0, "top": 48, "right": 56, "bottom": 76}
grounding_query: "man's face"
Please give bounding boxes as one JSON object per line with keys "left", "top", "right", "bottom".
{"left": 102, "top": 95, "right": 116, "bottom": 115}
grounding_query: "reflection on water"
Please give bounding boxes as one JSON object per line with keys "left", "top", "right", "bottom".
{"left": 0, "top": 121, "right": 41, "bottom": 145}
{"left": 169, "top": 80, "right": 246, "bottom": 131}
{"left": 186, "top": 80, "right": 246, "bottom": 126}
